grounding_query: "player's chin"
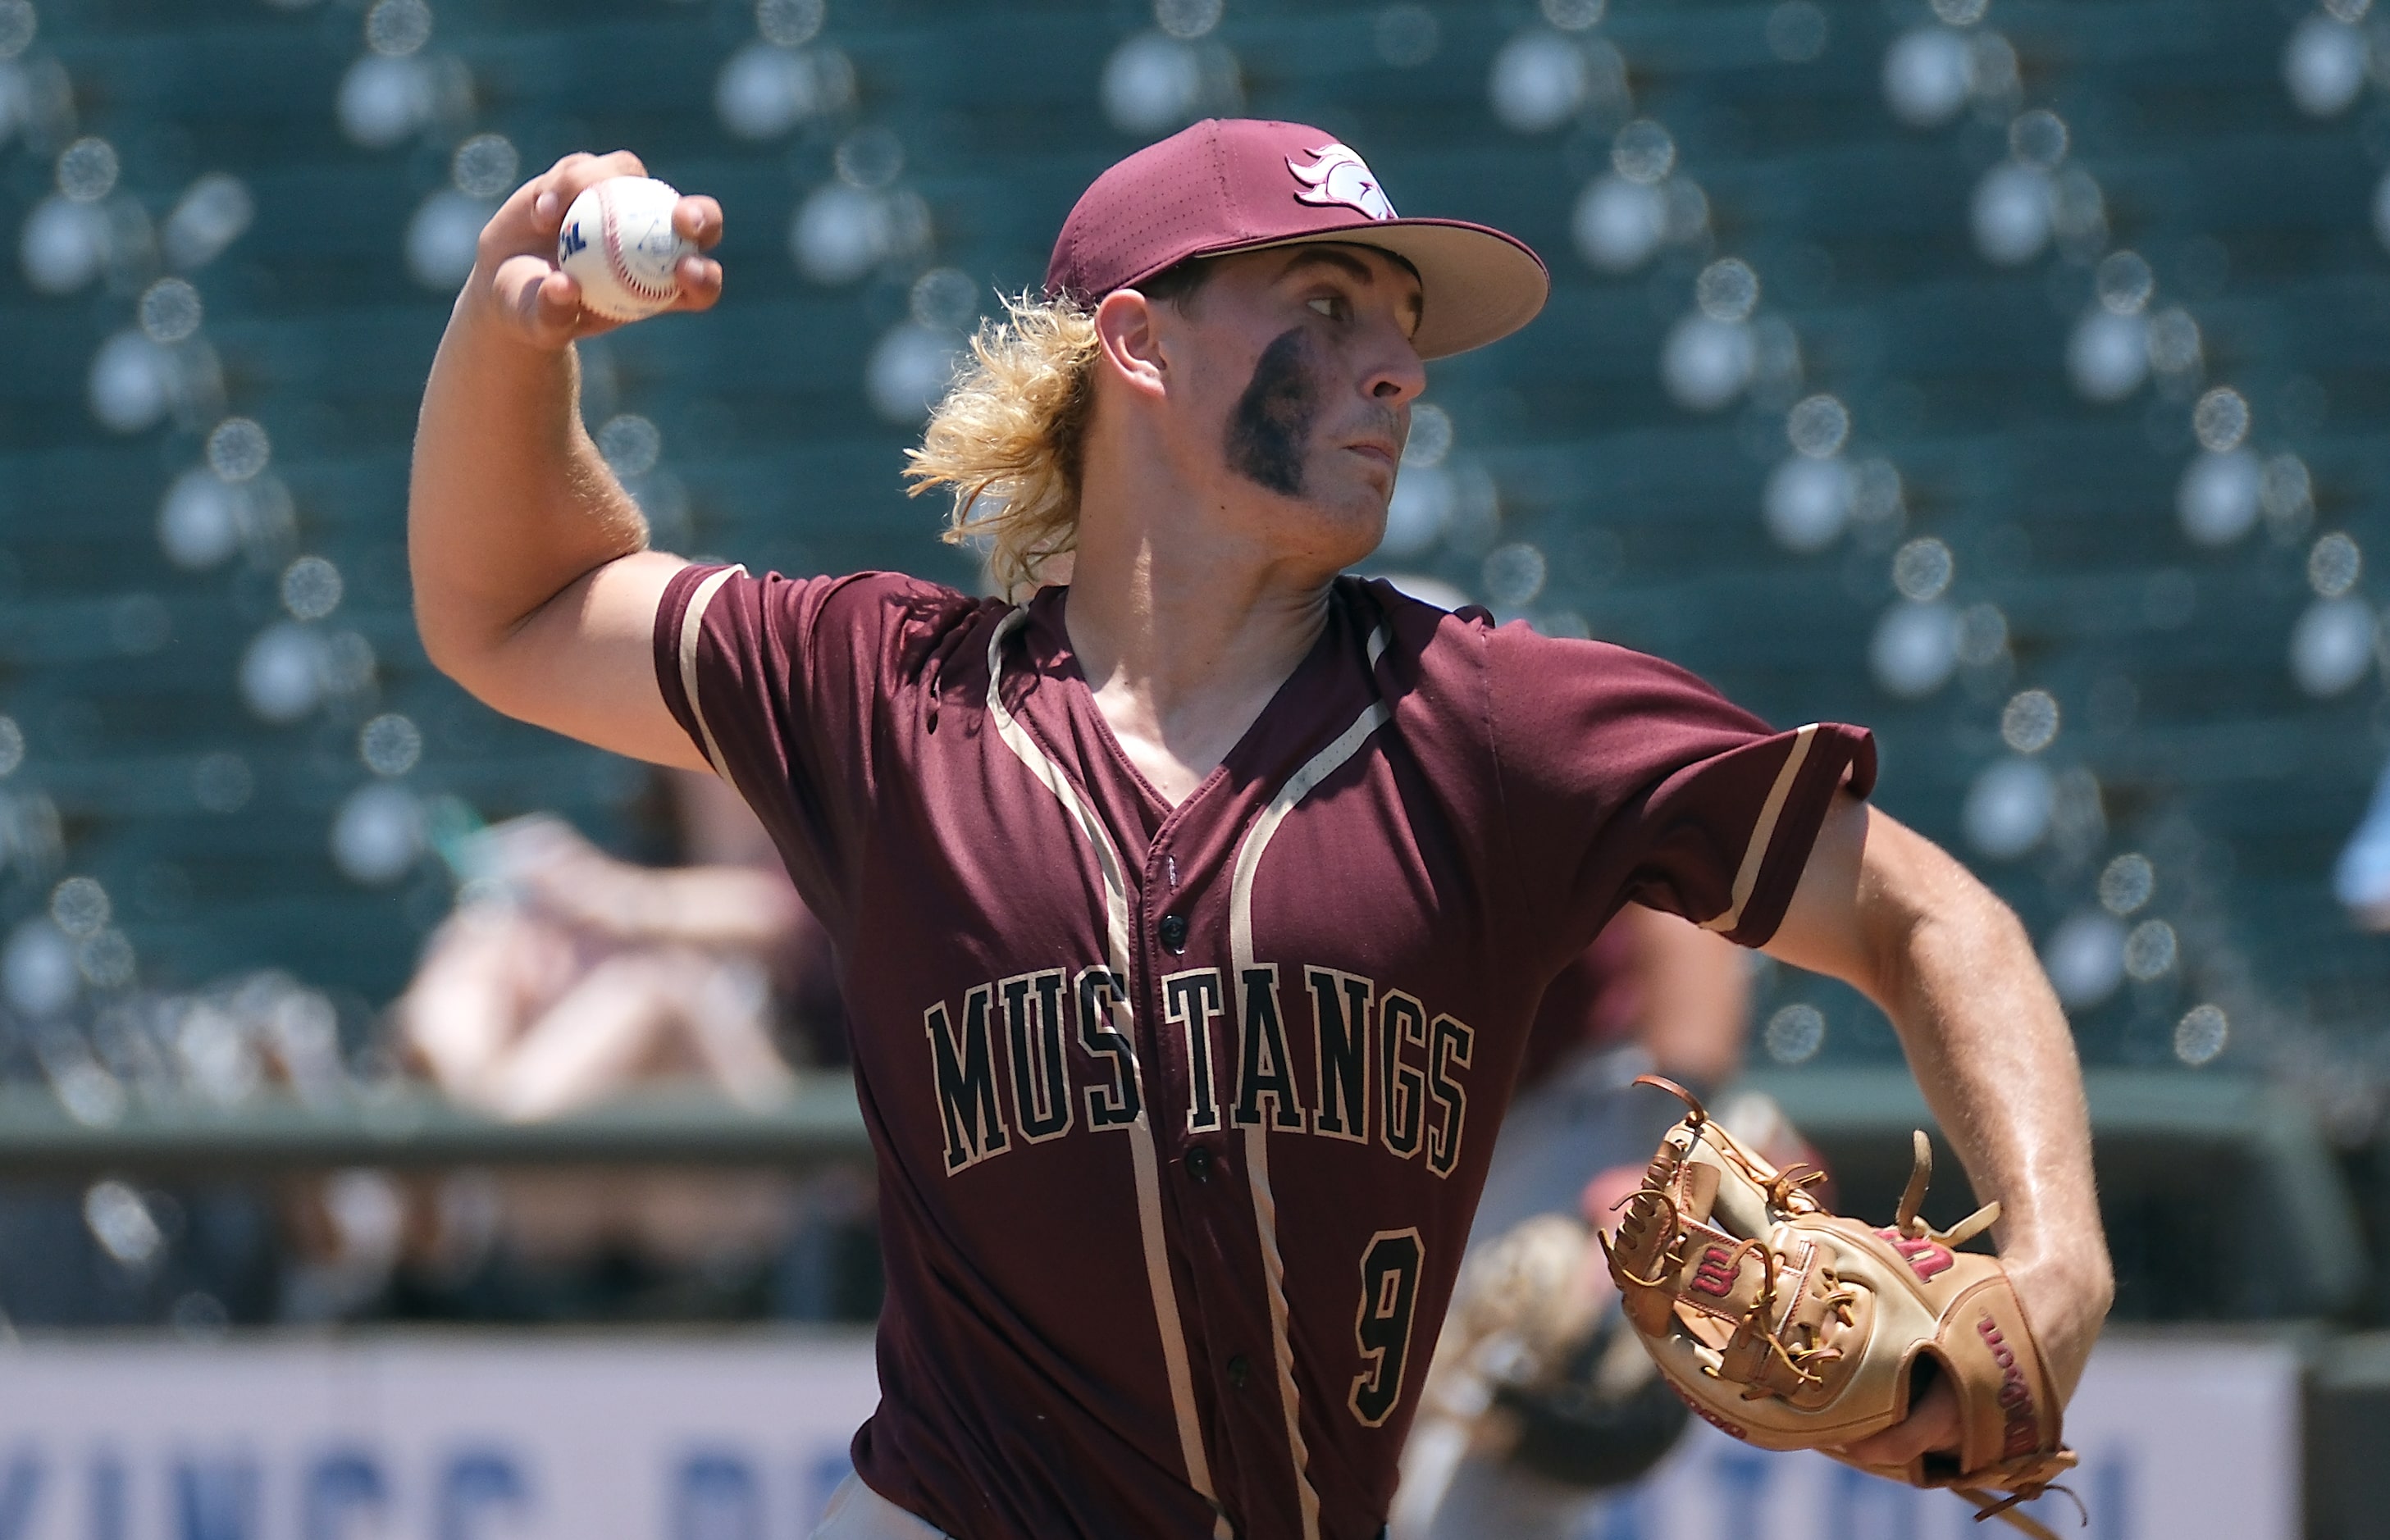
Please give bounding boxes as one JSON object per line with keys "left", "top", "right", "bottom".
{"left": 1296, "top": 491, "right": 1389, "bottom": 571}
{"left": 1339, "top": 443, "right": 1400, "bottom": 496}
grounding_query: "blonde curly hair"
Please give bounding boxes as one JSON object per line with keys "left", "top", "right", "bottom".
{"left": 904, "top": 291, "right": 1104, "bottom": 595}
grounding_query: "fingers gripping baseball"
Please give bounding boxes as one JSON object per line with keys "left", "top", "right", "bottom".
{"left": 473, "top": 152, "right": 723, "bottom": 349}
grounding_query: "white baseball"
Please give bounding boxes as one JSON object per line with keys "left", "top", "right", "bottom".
{"left": 556, "top": 175, "right": 695, "bottom": 322}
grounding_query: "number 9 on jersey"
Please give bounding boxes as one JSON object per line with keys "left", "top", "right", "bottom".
{"left": 1348, "top": 1228, "right": 1425, "bottom": 1427}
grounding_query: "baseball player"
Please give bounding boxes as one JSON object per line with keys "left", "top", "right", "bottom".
{"left": 409, "top": 120, "right": 2111, "bottom": 1540}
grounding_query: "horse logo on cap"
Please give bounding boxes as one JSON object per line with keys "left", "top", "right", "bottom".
{"left": 1287, "top": 144, "right": 1398, "bottom": 221}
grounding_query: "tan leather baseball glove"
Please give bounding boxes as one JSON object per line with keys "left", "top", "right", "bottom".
{"left": 1599, "top": 1076, "right": 2078, "bottom": 1538}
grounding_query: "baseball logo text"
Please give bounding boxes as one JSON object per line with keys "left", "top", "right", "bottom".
{"left": 1976, "top": 1314, "right": 2042, "bottom": 1458}
{"left": 921, "top": 964, "right": 1472, "bottom": 1177}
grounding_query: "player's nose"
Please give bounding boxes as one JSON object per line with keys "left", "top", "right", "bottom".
{"left": 1361, "top": 320, "right": 1428, "bottom": 407}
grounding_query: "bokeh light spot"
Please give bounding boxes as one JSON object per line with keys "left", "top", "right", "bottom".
{"left": 1764, "top": 1003, "right": 1826, "bottom": 1064}
{"left": 2173, "top": 1004, "right": 2228, "bottom": 1067}
{"left": 281, "top": 556, "right": 344, "bottom": 622}
{"left": 208, "top": 417, "right": 271, "bottom": 482}
{"left": 364, "top": 0, "right": 432, "bottom": 57}
{"left": 359, "top": 714, "right": 422, "bottom": 778}
{"left": 2000, "top": 689, "right": 2059, "bottom": 754}
{"left": 1892, "top": 537, "right": 1954, "bottom": 602}
{"left": 139, "top": 278, "right": 203, "bottom": 343}
{"left": 2100, "top": 854, "right": 2155, "bottom": 916}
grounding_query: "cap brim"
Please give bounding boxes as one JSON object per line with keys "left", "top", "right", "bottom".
{"left": 1179, "top": 219, "right": 1549, "bottom": 361}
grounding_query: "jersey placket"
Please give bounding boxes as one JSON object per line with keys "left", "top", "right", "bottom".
{"left": 1103, "top": 624, "right": 1393, "bottom": 1540}
{"left": 974, "top": 606, "right": 1237, "bottom": 1538}
{"left": 1130, "top": 820, "right": 1303, "bottom": 1540}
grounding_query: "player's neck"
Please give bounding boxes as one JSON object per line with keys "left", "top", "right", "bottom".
{"left": 1064, "top": 486, "right": 1335, "bottom": 806}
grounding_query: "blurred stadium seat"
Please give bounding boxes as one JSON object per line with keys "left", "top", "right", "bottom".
{"left": 0, "top": 0, "right": 2387, "bottom": 1337}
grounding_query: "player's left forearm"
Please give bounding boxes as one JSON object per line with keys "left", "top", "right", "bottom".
{"left": 1859, "top": 821, "right": 2114, "bottom": 1387}
{"left": 1764, "top": 796, "right": 2113, "bottom": 1393}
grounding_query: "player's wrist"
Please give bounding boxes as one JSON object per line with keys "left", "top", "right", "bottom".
{"left": 1998, "top": 1247, "right": 2113, "bottom": 1392}
{"left": 1992, "top": 1210, "right": 2114, "bottom": 1294}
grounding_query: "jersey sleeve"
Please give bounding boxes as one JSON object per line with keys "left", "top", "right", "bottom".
{"left": 1484, "top": 619, "right": 1876, "bottom": 956}
{"left": 651, "top": 563, "right": 954, "bottom": 929}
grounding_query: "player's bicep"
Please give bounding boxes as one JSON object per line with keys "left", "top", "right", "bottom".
{"left": 458, "top": 549, "right": 712, "bottom": 772}
{"left": 1762, "top": 793, "right": 1971, "bottom": 1009}
{"left": 1757, "top": 790, "right": 1885, "bottom": 993}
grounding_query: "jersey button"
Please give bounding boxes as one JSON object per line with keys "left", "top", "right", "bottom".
{"left": 1158, "top": 913, "right": 1188, "bottom": 952}
{"left": 1185, "top": 1146, "right": 1213, "bottom": 1181}
{"left": 1226, "top": 1354, "right": 1251, "bottom": 1389}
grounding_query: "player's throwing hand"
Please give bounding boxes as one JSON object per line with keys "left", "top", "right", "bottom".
{"left": 470, "top": 150, "right": 723, "bottom": 350}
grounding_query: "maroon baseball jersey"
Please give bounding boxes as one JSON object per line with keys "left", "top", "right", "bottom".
{"left": 653, "top": 567, "right": 1873, "bottom": 1540}
{"left": 1512, "top": 918, "right": 1644, "bottom": 1091}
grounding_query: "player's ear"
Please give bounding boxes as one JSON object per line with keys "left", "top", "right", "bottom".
{"left": 1093, "top": 289, "right": 1170, "bottom": 402}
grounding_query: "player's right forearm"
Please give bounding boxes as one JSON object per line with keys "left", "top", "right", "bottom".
{"left": 408, "top": 296, "right": 647, "bottom": 687}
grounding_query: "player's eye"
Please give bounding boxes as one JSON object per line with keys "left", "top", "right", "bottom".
{"left": 1307, "top": 295, "right": 1344, "bottom": 319}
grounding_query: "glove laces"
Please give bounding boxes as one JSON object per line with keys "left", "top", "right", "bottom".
{"left": 1895, "top": 1128, "right": 2002, "bottom": 1249}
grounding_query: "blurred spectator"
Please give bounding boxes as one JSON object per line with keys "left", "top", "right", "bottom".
{"left": 281, "top": 769, "right": 869, "bottom": 1325}
{"left": 400, "top": 812, "right": 804, "bottom": 1121}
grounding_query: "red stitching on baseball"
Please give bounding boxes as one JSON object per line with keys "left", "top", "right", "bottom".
{"left": 600, "top": 182, "right": 679, "bottom": 304}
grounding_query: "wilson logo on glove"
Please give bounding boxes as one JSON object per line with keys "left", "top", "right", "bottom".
{"left": 1877, "top": 1228, "right": 1957, "bottom": 1282}
{"left": 1978, "top": 1316, "right": 2044, "bottom": 1458}
{"left": 1668, "top": 1379, "right": 1748, "bottom": 1442}
{"left": 1690, "top": 1245, "right": 1740, "bottom": 1298}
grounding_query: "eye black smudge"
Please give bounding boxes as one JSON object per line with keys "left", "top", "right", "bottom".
{"left": 1225, "top": 327, "right": 1320, "bottom": 498}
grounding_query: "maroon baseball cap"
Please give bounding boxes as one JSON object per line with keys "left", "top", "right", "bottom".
{"left": 1046, "top": 118, "right": 1548, "bottom": 361}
